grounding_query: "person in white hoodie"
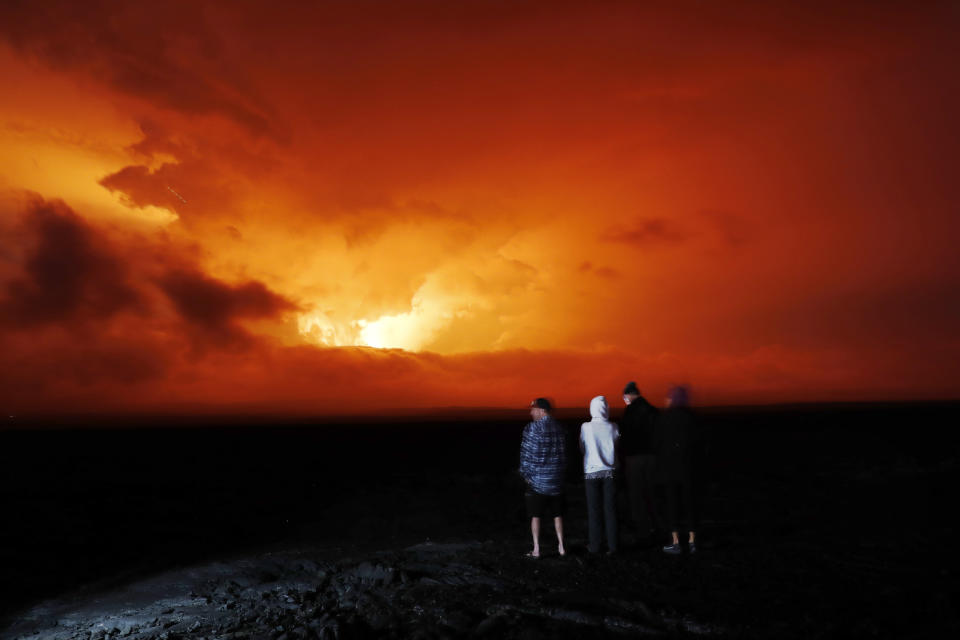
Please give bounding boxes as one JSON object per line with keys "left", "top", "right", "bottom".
{"left": 580, "top": 395, "right": 620, "bottom": 554}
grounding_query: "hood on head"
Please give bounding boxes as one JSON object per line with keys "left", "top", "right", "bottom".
{"left": 589, "top": 395, "right": 608, "bottom": 420}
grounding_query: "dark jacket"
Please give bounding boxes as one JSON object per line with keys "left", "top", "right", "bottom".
{"left": 653, "top": 407, "right": 700, "bottom": 483}
{"left": 619, "top": 396, "right": 658, "bottom": 456}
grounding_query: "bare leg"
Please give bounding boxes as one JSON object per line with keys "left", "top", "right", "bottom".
{"left": 671, "top": 531, "right": 680, "bottom": 545}
{"left": 529, "top": 517, "right": 541, "bottom": 557}
{"left": 688, "top": 530, "right": 696, "bottom": 544}
{"left": 554, "top": 517, "right": 566, "bottom": 556}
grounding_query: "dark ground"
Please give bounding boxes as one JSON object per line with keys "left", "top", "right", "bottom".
{"left": 0, "top": 403, "right": 957, "bottom": 638}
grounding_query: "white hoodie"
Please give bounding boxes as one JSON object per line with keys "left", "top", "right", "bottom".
{"left": 580, "top": 395, "right": 620, "bottom": 475}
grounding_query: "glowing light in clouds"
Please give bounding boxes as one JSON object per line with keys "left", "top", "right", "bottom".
{"left": 295, "top": 309, "right": 426, "bottom": 350}
{"left": 296, "top": 312, "right": 355, "bottom": 347}
{"left": 358, "top": 309, "right": 425, "bottom": 350}
{"left": 297, "top": 290, "right": 452, "bottom": 351}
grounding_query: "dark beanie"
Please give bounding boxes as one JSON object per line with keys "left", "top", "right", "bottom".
{"left": 668, "top": 386, "right": 690, "bottom": 408}
{"left": 623, "top": 381, "right": 640, "bottom": 396}
{"left": 531, "top": 397, "right": 552, "bottom": 411}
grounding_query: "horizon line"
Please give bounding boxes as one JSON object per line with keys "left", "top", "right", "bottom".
{"left": 3, "top": 398, "right": 959, "bottom": 429}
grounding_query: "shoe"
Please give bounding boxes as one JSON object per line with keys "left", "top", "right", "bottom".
{"left": 662, "top": 543, "right": 682, "bottom": 555}
{"left": 688, "top": 542, "right": 697, "bottom": 554}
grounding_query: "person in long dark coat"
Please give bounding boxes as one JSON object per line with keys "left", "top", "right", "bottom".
{"left": 619, "top": 381, "right": 661, "bottom": 541}
{"left": 654, "top": 385, "right": 701, "bottom": 554}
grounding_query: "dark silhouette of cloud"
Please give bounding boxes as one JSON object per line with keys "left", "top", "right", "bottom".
{"left": 0, "top": 196, "right": 141, "bottom": 327}
{"left": 601, "top": 217, "right": 688, "bottom": 247}
{"left": 0, "top": 0, "right": 278, "bottom": 139}
{"left": 158, "top": 268, "right": 298, "bottom": 343}
{"left": 578, "top": 261, "right": 619, "bottom": 279}
{"left": 98, "top": 156, "right": 245, "bottom": 223}
{"left": 1, "top": 192, "right": 298, "bottom": 345}
{"left": 99, "top": 164, "right": 186, "bottom": 211}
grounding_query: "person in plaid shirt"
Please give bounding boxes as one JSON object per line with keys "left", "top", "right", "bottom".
{"left": 519, "top": 398, "right": 568, "bottom": 558}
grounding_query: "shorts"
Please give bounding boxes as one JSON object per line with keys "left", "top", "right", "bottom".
{"left": 525, "top": 490, "right": 565, "bottom": 519}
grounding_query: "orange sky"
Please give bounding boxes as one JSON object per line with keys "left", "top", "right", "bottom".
{"left": 1, "top": 0, "right": 958, "bottom": 414}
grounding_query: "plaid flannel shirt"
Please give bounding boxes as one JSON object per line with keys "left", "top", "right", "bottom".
{"left": 519, "top": 415, "right": 567, "bottom": 495}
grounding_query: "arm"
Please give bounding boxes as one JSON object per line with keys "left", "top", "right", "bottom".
{"left": 559, "top": 425, "right": 567, "bottom": 471}
{"left": 519, "top": 423, "right": 540, "bottom": 482}
{"left": 610, "top": 423, "right": 620, "bottom": 469}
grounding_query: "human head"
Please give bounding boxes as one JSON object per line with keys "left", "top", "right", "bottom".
{"left": 666, "top": 385, "right": 690, "bottom": 408}
{"left": 622, "top": 381, "right": 640, "bottom": 405}
{"left": 530, "top": 397, "right": 551, "bottom": 420}
{"left": 589, "top": 395, "right": 609, "bottom": 420}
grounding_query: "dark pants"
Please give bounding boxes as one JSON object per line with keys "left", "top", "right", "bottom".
{"left": 625, "top": 454, "right": 661, "bottom": 534}
{"left": 664, "top": 479, "right": 698, "bottom": 534}
{"left": 585, "top": 476, "right": 618, "bottom": 553}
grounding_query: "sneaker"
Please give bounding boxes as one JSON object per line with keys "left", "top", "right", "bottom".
{"left": 662, "top": 543, "right": 682, "bottom": 555}
{"left": 688, "top": 542, "right": 697, "bottom": 554}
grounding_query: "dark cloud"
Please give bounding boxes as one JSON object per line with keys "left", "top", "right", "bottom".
{"left": 0, "top": 196, "right": 141, "bottom": 327}
{"left": 578, "top": 261, "right": 619, "bottom": 279}
{"left": 157, "top": 268, "right": 298, "bottom": 343}
{"left": 97, "top": 121, "right": 287, "bottom": 224}
{"left": 98, "top": 158, "right": 240, "bottom": 222}
{"left": 1, "top": 192, "right": 297, "bottom": 345}
{"left": 0, "top": 0, "right": 278, "bottom": 139}
{"left": 0, "top": 193, "right": 311, "bottom": 411}
{"left": 601, "top": 217, "right": 688, "bottom": 247}
{"left": 99, "top": 164, "right": 186, "bottom": 211}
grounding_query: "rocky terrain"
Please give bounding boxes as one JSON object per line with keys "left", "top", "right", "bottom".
{"left": 6, "top": 538, "right": 728, "bottom": 640}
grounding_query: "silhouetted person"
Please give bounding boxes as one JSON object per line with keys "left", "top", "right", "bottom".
{"left": 580, "top": 395, "right": 619, "bottom": 554}
{"left": 519, "top": 398, "right": 567, "bottom": 558}
{"left": 655, "top": 386, "right": 700, "bottom": 554}
{"left": 620, "top": 381, "right": 661, "bottom": 541}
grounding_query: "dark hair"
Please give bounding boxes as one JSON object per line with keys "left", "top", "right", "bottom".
{"left": 531, "top": 397, "right": 552, "bottom": 412}
{"left": 622, "top": 381, "right": 640, "bottom": 396}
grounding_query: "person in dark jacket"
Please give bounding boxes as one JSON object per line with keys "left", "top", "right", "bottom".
{"left": 620, "top": 381, "right": 661, "bottom": 541}
{"left": 655, "top": 385, "right": 701, "bottom": 554}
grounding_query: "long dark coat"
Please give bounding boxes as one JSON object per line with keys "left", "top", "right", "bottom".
{"left": 653, "top": 407, "right": 701, "bottom": 484}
